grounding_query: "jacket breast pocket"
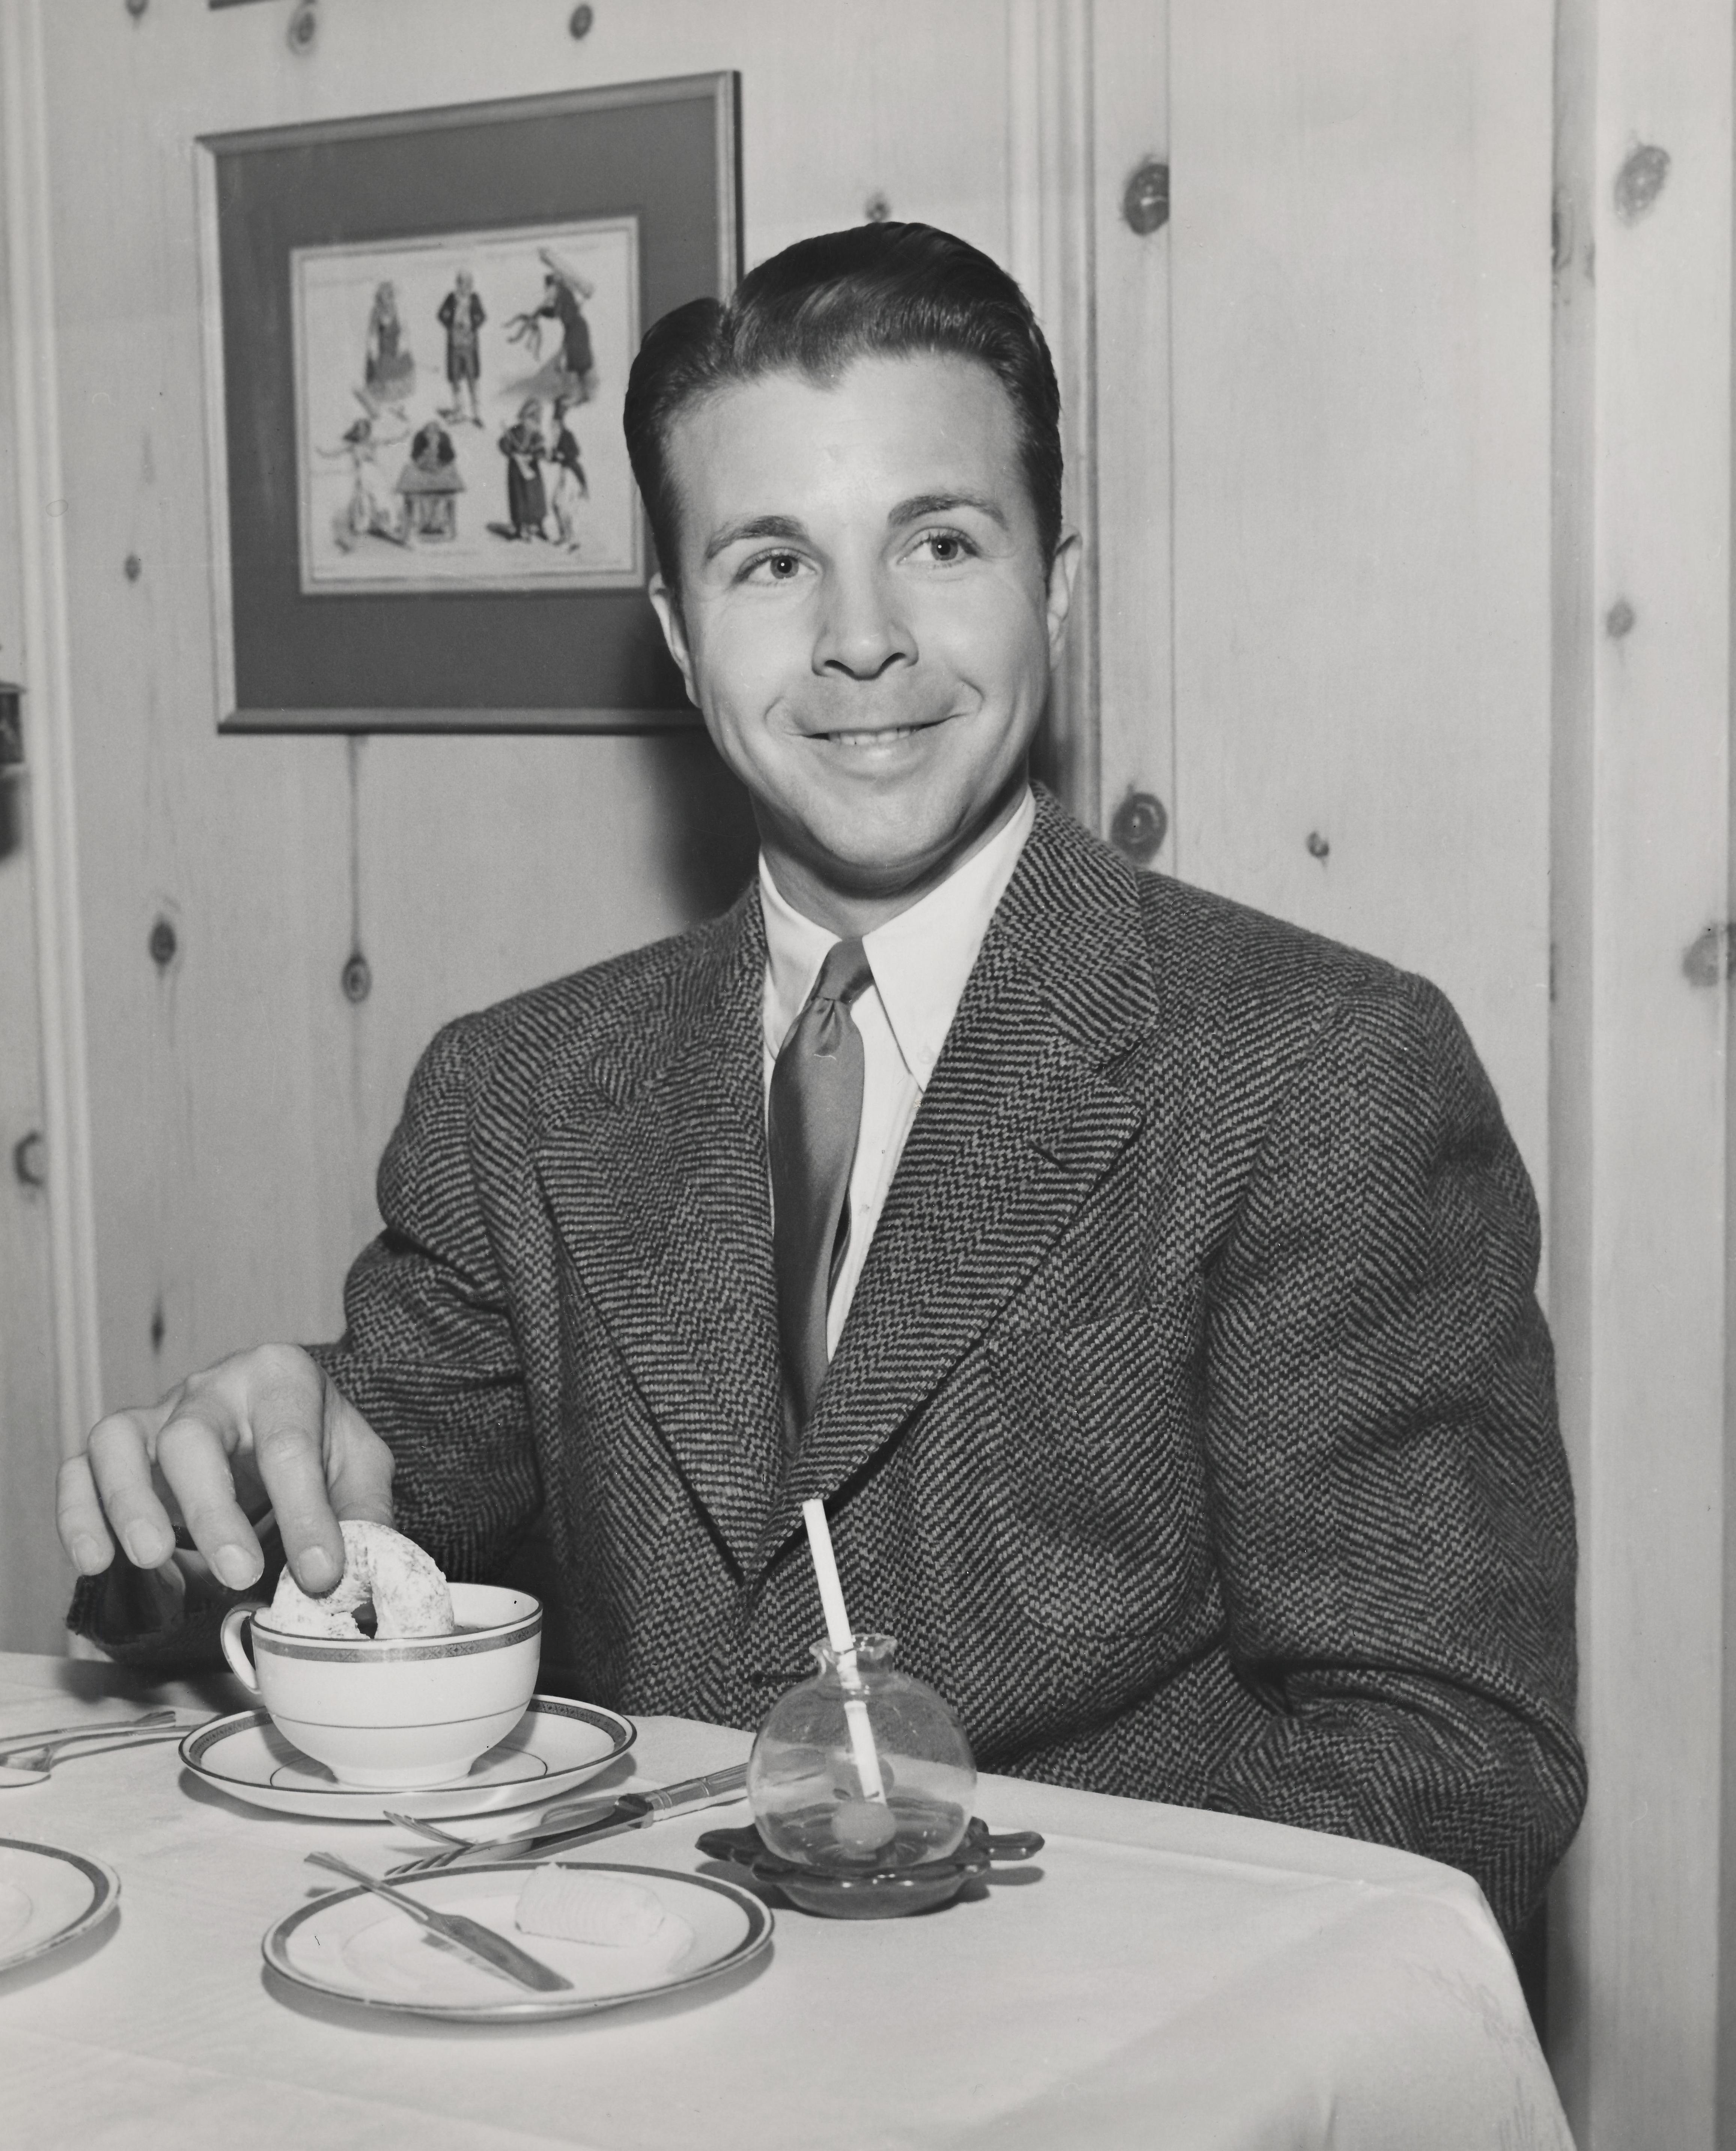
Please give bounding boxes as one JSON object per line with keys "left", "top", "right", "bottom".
{"left": 978, "top": 1294, "right": 1214, "bottom": 1640}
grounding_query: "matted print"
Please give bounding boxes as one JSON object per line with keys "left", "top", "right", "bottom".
{"left": 293, "top": 218, "right": 641, "bottom": 594}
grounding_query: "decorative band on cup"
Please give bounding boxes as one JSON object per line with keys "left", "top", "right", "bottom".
{"left": 250, "top": 1613, "right": 541, "bottom": 1665}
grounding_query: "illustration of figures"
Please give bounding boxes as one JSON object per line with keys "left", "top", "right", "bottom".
{"left": 505, "top": 246, "right": 598, "bottom": 403}
{"left": 494, "top": 398, "right": 549, "bottom": 540}
{"left": 396, "top": 416, "right": 464, "bottom": 541}
{"left": 320, "top": 413, "right": 408, "bottom": 550}
{"left": 436, "top": 270, "right": 485, "bottom": 425}
{"left": 295, "top": 213, "right": 637, "bottom": 589}
{"left": 547, "top": 395, "right": 589, "bottom": 550}
{"left": 363, "top": 280, "right": 416, "bottom": 413}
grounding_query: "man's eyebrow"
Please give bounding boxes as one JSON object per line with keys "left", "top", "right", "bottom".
{"left": 702, "top": 514, "right": 808, "bottom": 565}
{"left": 888, "top": 490, "right": 1010, "bottom": 531}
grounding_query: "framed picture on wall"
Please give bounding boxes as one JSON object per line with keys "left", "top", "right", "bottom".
{"left": 196, "top": 74, "right": 740, "bottom": 732}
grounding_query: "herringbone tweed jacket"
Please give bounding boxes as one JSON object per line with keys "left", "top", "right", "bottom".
{"left": 308, "top": 788, "right": 1581, "bottom": 1934}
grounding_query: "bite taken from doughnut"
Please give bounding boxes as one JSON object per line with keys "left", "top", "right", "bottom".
{"left": 264, "top": 1519, "right": 455, "bottom": 1640}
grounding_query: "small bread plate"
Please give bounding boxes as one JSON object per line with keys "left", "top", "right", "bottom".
{"left": 0, "top": 1838, "right": 120, "bottom": 1977}
{"left": 179, "top": 1696, "right": 635, "bottom": 1822}
{"left": 265, "top": 1860, "right": 774, "bottom": 2021}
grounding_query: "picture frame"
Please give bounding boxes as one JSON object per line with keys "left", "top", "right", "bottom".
{"left": 196, "top": 74, "right": 740, "bottom": 733}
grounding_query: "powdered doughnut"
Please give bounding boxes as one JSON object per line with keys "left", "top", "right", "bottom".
{"left": 264, "top": 1519, "right": 455, "bottom": 1640}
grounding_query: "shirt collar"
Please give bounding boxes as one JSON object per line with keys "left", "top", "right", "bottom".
{"left": 759, "top": 787, "right": 1036, "bottom": 1088}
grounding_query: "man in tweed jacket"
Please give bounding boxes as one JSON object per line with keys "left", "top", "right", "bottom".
{"left": 61, "top": 225, "right": 1584, "bottom": 1939}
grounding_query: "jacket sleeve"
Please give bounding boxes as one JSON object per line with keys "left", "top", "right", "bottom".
{"left": 1197, "top": 971, "right": 1585, "bottom": 1935}
{"left": 308, "top": 1013, "right": 542, "bottom": 1585}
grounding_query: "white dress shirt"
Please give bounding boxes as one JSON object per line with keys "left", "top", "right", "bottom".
{"left": 760, "top": 787, "right": 1036, "bottom": 1359}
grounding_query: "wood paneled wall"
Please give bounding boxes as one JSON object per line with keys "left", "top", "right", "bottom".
{"left": 1548, "top": 0, "right": 1736, "bottom": 2140}
{"left": 24, "top": 0, "right": 1021, "bottom": 1410}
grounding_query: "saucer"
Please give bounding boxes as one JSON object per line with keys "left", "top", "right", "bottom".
{"left": 179, "top": 1695, "right": 635, "bottom": 1821}
{"left": 264, "top": 1860, "right": 772, "bottom": 2020}
{"left": 0, "top": 1838, "right": 120, "bottom": 1975}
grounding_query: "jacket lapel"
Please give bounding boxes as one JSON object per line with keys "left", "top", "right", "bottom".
{"left": 533, "top": 891, "right": 785, "bottom": 1575}
{"left": 757, "top": 796, "right": 1160, "bottom": 1568}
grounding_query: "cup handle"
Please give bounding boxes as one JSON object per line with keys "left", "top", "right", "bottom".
{"left": 219, "top": 1605, "right": 262, "bottom": 1693}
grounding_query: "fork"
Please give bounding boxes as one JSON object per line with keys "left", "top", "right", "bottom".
{"left": 384, "top": 1764, "right": 751, "bottom": 1876}
{"left": 383, "top": 1807, "right": 618, "bottom": 1877}
{"left": 0, "top": 1707, "right": 176, "bottom": 1759}
{"left": 384, "top": 1814, "right": 474, "bottom": 1876}
{"left": 0, "top": 1709, "right": 181, "bottom": 1786}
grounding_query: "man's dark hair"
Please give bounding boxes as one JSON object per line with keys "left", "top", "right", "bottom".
{"left": 623, "top": 221, "right": 1063, "bottom": 592}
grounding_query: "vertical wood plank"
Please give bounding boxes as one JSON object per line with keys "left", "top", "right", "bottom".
{"left": 0, "top": 0, "right": 102, "bottom": 1482}
{"left": 1168, "top": 0, "right": 1555, "bottom": 1199}
{"left": 1090, "top": 0, "right": 1173, "bottom": 856}
{"left": 1009, "top": 0, "right": 1099, "bottom": 825}
{"left": 1549, "top": 0, "right": 1734, "bottom": 2138}
{"left": 1545, "top": 0, "right": 1598, "bottom": 2106}
{"left": 0, "top": 9, "right": 69, "bottom": 1647}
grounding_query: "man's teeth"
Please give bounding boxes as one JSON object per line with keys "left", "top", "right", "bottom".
{"left": 825, "top": 726, "right": 917, "bottom": 746}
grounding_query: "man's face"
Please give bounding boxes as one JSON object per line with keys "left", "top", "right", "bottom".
{"left": 649, "top": 354, "right": 1078, "bottom": 919}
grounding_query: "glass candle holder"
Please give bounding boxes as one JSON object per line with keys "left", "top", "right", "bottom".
{"left": 747, "top": 1632, "right": 976, "bottom": 1873}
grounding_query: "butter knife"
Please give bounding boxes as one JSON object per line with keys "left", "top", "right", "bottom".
{"left": 438, "top": 1762, "right": 750, "bottom": 1868}
{"left": 305, "top": 1852, "right": 571, "bottom": 1993}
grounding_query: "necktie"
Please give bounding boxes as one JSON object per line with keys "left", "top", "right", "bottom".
{"left": 769, "top": 936, "right": 876, "bottom": 1443}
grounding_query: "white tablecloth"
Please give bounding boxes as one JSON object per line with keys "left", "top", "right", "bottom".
{"left": 0, "top": 1651, "right": 1570, "bottom": 2150}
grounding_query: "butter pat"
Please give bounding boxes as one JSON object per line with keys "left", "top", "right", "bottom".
{"left": 514, "top": 1868, "right": 668, "bottom": 1947}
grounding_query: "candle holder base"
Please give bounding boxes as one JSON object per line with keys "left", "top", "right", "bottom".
{"left": 695, "top": 1817, "right": 1043, "bottom": 1919}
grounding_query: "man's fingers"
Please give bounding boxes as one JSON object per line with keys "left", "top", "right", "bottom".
{"left": 65, "top": 1348, "right": 390, "bottom": 1606}
{"left": 83, "top": 1410, "right": 181, "bottom": 1572}
{"left": 245, "top": 1349, "right": 345, "bottom": 1595}
{"left": 56, "top": 1453, "right": 117, "bottom": 1575}
{"left": 153, "top": 1415, "right": 265, "bottom": 1592}
{"left": 325, "top": 1387, "right": 395, "bottom": 1530}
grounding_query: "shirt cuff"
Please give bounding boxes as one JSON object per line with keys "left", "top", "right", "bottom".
{"left": 65, "top": 1528, "right": 284, "bottom": 1672}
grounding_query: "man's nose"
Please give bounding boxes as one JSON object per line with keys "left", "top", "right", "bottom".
{"left": 812, "top": 564, "right": 916, "bottom": 680}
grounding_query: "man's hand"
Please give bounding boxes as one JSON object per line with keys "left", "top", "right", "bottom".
{"left": 56, "top": 1345, "right": 394, "bottom": 1599}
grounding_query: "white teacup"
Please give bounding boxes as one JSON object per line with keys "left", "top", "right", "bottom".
{"left": 219, "top": 1582, "right": 541, "bottom": 1789}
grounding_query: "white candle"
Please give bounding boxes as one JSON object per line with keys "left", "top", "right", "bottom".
{"left": 801, "top": 1499, "right": 887, "bottom": 1806}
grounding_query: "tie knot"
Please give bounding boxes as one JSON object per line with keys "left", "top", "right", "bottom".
{"left": 810, "top": 936, "right": 873, "bottom": 1011}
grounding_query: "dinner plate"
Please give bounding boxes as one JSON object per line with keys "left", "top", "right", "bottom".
{"left": 264, "top": 1860, "right": 773, "bottom": 2020}
{"left": 0, "top": 1838, "right": 120, "bottom": 1976}
{"left": 179, "top": 1695, "right": 635, "bottom": 1821}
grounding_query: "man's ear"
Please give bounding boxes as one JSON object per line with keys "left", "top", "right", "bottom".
{"left": 647, "top": 574, "right": 700, "bottom": 709}
{"left": 1044, "top": 529, "right": 1084, "bottom": 662}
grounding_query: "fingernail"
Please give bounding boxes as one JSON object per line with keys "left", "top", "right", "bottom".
{"left": 298, "top": 1546, "right": 338, "bottom": 1593}
{"left": 123, "top": 1526, "right": 167, "bottom": 1569}
{"left": 71, "top": 1536, "right": 110, "bottom": 1575}
{"left": 213, "top": 1544, "right": 259, "bottom": 1592}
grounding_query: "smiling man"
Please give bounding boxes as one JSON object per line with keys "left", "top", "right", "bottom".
{"left": 59, "top": 223, "right": 1584, "bottom": 1938}
{"left": 645, "top": 347, "right": 1071, "bottom": 931}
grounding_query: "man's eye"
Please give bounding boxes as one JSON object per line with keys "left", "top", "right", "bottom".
{"left": 743, "top": 550, "right": 806, "bottom": 583}
{"left": 913, "top": 531, "right": 974, "bottom": 565}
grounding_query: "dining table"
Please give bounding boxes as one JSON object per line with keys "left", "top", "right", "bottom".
{"left": 0, "top": 1646, "right": 1571, "bottom": 2150}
